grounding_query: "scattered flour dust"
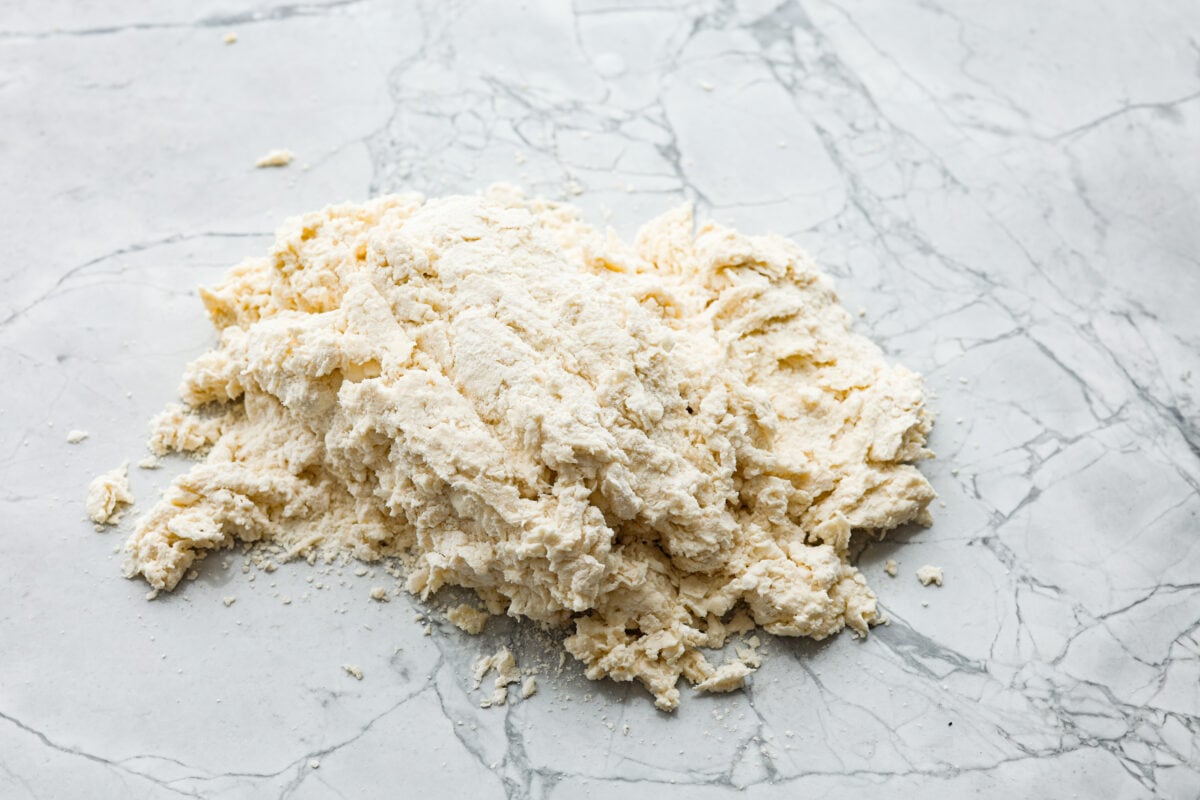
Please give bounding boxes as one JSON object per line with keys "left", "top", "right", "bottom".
{"left": 112, "top": 186, "right": 937, "bottom": 710}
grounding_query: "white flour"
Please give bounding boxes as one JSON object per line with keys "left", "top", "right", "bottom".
{"left": 118, "top": 186, "right": 935, "bottom": 709}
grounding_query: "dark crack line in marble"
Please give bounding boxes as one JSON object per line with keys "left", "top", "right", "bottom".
{"left": 0, "top": 709, "right": 201, "bottom": 798}
{"left": 0, "top": 231, "right": 270, "bottom": 330}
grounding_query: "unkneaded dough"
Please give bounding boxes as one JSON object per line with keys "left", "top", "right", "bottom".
{"left": 120, "top": 186, "right": 936, "bottom": 710}
{"left": 474, "top": 648, "right": 521, "bottom": 707}
{"left": 87, "top": 463, "right": 133, "bottom": 526}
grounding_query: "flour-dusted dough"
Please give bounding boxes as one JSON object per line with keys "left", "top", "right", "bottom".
{"left": 121, "top": 186, "right": 935, "bottom": 710}
{"left": 87, "top": 463, "right": 133, "bottom": 526}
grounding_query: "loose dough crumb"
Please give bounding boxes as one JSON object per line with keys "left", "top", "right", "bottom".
{"left": 369, "top": 586, "right": 389, "bottom": 602}
{"left": 66, "top": 429, "right": 89, "bottom": 444}
{"left": 147, "top": 404, "right": 223, "bottom": 455}
{"left": 694, "top": 662, "right": 752, "bottom": 693}
{"left": 309, "top": 759, "right": 320, "bottom": 769}
{"left": 884, "top": 559, "right": 898, "bottom": 577}
{"left": 223, "top": 32, "right": 238, "bottom": 44}
{"left": 137, "top": 455, "right": 161, "bottom": 470}
{"left": 521, "top": 676, "right": 538, "bottom": 699}
{"left": 222, "top": 596, "right": 236, "bottom": 607}
{"left": 734, "top": 642, "right": 761, "bottom": 668}
{"left": 917, "top": 565, "right": 944, "bottom": 587}
{"left": 343, "top": 664, "right": 363, "bottom": 680}
{"left": 86, "top": 463, "right": 133, "bottom": 526}
{"left": 446, "top": 603, "right": 490, "bottom": 635}
{"left": 255, "top": 149, "right": 294, "bottom": 168}
{"left": 118, "top": 187, "right": 936, "bottom": 710}
{"left": 475, "top": 648, "right": 521, "bottom": 707}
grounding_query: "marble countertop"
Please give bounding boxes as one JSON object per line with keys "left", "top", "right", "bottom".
{"left": 2, "top": 1, "right": 1198, "bottom": 797}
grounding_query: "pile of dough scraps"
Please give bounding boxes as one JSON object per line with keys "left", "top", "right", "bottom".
{"left": 119, "top": 186, "right": 936, "bottom": 710}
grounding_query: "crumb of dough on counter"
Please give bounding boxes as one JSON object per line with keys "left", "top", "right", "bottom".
{"left": 446, "top": 603, "right": 490, "bottom": 634}
{"left": 475, "top": 648, "right": 521, "bottom": 707}
{"left": 884, "top": 559, "right": 898, "bottom": 577}
{"left": 223, "top": 32, "right": 238, "bottom": 44}
{"left": 917, "top": 565, "right": 944, "bottom": 587}
{"left": 343, "top": 664, "right": 363, "bottom": 680}
{"left": 694, "top": 662, "right": 753, "bottom": 693}
{"left": 66, "top": 429, "right": 88, "bottom": 443}
{"left": 521, "top": 676, "right": 538, "bottom": 699}
{"left": 86, "top": 463, "right": 133, "bottom": 526}
{"left": 369, "top": 586, "right": 389, "bottom": 602}
{"left": 255, "top": 148, "right": 293, "bottom": 168}
{"left": 137, "top": 455, "right": 160, "bottom": 469}
{"left": 222, "top": 596, "right": 236, "bottom": 607}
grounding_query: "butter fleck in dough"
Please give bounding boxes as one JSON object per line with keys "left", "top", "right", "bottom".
{"left": 87, "top": 463, "right": 133, "bottom": 526}
{"left": 120, "top": 187, "right": 936, "bottom": 710}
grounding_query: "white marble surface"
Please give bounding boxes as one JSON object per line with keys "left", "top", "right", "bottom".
{"left": 2, "top": 1, "right": 1199, "bottom": 797}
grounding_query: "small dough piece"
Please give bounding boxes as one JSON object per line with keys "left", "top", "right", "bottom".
{"left": 446, "top": 604, "right": 489, "bottom": 635}
{"left": 734, "top": 642, "right": 761, "bottom": 669}
{"left": 694, "top": 662, "right": 753, "bottom": 693}
{"left": 66, "top": 429, "right": 89, "bottom": 444}
{"left": 86, "top": 463, "right": 133, "bottom": 526}
{"left": 255, "top": 149, "right": 294, "bottom": 168}
{"left": 137, "top": 455, "right": 161, "bottom": 470}
{"left": 223, "top": 32, "right": 238, "bottom": 44}
{"left": 369, "top": 586, "right": 389, "bottom": 602}
{"left": 147, "top": 403, "right": 223, "bottom": 455}
{"left": 917, "top": 565, "right": 943, "bottom": 587}
{"left": 520, "top": 676, "right": 538, "bottom": 699}
{"left": 474, "top": 648, "right": 521, "bottom": 707}
{"left": 884, "top": 559, "right": 898, "bottom": 577}
{"left": 343, "top": 664, "right": 364, "bottom": 680}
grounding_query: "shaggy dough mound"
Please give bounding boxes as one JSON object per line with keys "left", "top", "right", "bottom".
{"left": 123, "top": 186, "right": 935, "bottom": 710}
